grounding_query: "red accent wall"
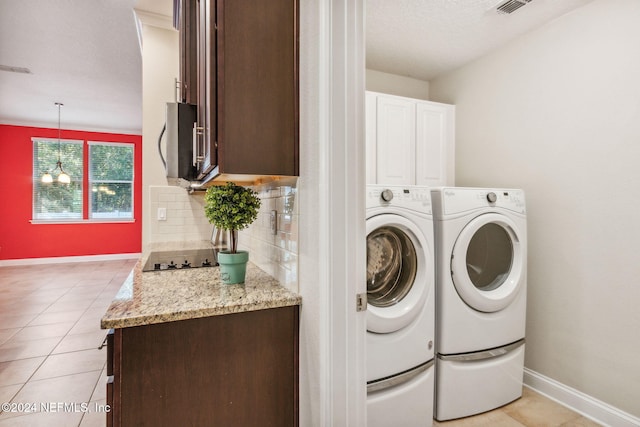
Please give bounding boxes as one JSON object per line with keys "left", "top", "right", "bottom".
{"left": 0, "top": 124, "right": 142, "bottom": 260}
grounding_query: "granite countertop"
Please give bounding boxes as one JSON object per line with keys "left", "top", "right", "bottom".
{"left": 101, "top": 241, "right": 301, "bottom": 329}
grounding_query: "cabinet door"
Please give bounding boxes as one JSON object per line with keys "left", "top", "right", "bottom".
{"left": 177, "top": 0, "right": 198, "bottom": 104}
{"left": 375, "top": 95, "right": 416, "bottom": 185}
{"left": 115, "top": 307, "right": 299, "bottom": 426}
{"left": 216, "top": 0, "right": 298, "bottom": 177}
{"left": 415, "top": 102, "right": 455, "bottom": 187}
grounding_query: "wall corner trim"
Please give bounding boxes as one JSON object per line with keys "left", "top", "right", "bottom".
{"left": 523, "top": 368, "right": 640, "bottom": 427}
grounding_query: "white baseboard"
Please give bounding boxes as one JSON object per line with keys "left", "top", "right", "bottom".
{"left": 523, "top": 368, "right": 640, "bottom": 427}
{"left": 0, "top": 253, "right": 141, "bottom": 267}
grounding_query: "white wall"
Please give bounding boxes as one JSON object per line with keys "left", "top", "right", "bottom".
{"left": 429, "top": 0, "right": 640, "bottom": 417}
{"left": 139, "top": 20, "right": 180, "bottom": 246}
{"left": 366, "top": 69, "right": 429, "bottom": 100}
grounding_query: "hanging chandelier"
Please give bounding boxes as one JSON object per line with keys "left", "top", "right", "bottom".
{"left": 41, "top": 102, "right": 71, "bottom": 184}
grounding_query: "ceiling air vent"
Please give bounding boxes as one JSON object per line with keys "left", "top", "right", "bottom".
{"left": 496, "top": 0, "right": 532, "bottom": 14}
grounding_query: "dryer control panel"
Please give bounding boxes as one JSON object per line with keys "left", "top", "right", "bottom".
{"left": 433, "top": 187, "right": 526, "bottom": 216}
{"left": 366, "top": 185, "right": 432, "bottom": 214}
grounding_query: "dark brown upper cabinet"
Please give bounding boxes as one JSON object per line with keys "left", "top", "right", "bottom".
{"left": 174, "top": 0, "right": 198, "bottom": 104}
{"left": 177, "top": 0, "right": 299, "bottom": 185}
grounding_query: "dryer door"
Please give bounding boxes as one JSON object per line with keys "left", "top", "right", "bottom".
{"left": 451, "top": 213, "right": 524, "bottom": 313}
{"left": 366, "top": 214, "right": 432, "bottom": 333}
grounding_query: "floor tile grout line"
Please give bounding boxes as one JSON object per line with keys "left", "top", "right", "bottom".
{"left": 23, "top": 291, "right": 73, "bottom": 328}
{"left": 1, "top": 322, "right": 76, "bottom": 343}
{"left": 50, "top": 343, "right": 108, "bottom": 357}
{"left": 0, "top": 334, "right": 66, "bottom": 365}
{"left": 85, "top": 361, "right": 108, "bottom": 414}
{"left": 26, "top": 367, "right": 104, "bottom": 386}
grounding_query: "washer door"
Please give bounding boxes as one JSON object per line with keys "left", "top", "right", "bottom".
{"left": 451, "top": 213, "right": 524, "bottom": 313}
{"left": 366, "top": 214, "right": 432, "bottom": 333}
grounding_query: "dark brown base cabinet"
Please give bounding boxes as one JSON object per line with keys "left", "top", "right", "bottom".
{"left": 106, "top": 306, "right": 299, "bottom": 426}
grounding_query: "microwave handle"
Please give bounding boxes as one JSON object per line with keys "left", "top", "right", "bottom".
{"left": 158, "top": 123, "right": 167, "bottom": 169}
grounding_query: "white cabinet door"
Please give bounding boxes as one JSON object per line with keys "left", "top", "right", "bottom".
{"left": 375, "top": 95, "right": 416, "bottom": 185}
{"left": 415, "top": 101, "right": 455, "bottom": 187}
{"left": 365, "top": 91, "right": 455, "bottom": 187}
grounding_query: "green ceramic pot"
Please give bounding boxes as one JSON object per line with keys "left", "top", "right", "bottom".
{"left": 217, "top": 250, "right": 249, "bottom": 284}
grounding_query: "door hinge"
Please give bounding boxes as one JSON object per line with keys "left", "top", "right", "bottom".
{"left": 356, "top": 293, "right": 367, "bottom": 312}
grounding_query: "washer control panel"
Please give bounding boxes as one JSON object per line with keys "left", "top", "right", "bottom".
{"left": 366, "top": 185, "right": 432, "bottom": 213}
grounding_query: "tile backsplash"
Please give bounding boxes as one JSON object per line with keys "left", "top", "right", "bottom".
{"left": 148, "top": 183, "right": 298, "bottom": 292}
{"left": 149, "top": 186, "right": 213, "bottom": 242}
{"left": 238, "top": 184, "right": 298, "bottom": 292}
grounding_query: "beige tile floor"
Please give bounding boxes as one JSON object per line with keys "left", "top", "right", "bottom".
{"left": 434, "top": 387, "right": 602, "bottom": 426}
{"left": 0, "top": 259, "right": 136, "bottom": 427}
{"left": 1, "top": 260, "right": 603, "bottom": 426}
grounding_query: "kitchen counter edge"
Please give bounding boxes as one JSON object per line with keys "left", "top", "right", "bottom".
{"left": 101, "top": 255, "right": 301, "bottom": 330}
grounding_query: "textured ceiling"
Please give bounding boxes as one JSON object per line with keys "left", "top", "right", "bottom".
{"left": 0, "top": 0, "right": 595, "bottom": 133}
{"left": 0, "top": 0, "right": 143, "bottom": 133}
{"left": 366, "top": 0, "right": 595, "bottom": 80}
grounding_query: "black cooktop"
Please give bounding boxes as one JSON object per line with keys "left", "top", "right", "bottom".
{"left": 142, "top": 248, "right": 220, "bottom": 272}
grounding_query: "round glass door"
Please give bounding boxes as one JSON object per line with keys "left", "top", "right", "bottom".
{"left": 466, "top": 223, "right": 513, "bottom": 292}
{"left": 366, "top": 213, "right": 432, "bottom": 334}
{"left": 451, "top": 213, "right": 524, "bottom": 313}
{"left": 367, "top": 226, "right": 417, "bottom": 307}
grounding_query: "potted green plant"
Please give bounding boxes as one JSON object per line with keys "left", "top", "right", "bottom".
{"left": 204, "top": 182, "right": 261, "bottom": 284}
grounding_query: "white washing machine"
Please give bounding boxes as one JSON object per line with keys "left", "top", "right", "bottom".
{"left": 431, "top": 187, "right": 527, "bottom": 421}
{"left": 366, "top": 185, "right": 435, "bottom": 427}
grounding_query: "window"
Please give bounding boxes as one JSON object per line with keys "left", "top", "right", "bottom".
{"left": 33, "top": 138, "right": 135, "bottom": 222}
{"left": 33, "top": 139, "right": 83, "bottom": 220}
{"left": 89, "top": 142, "right": 134, "bottom": 219}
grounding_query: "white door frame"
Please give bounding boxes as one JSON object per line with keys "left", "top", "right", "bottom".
{"left": 298, "top": 0, "right": 366, "bottom": 425}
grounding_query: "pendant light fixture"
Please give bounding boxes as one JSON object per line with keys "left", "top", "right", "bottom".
{"left": 41, "top": 102, "right": 71, "bottom": 184}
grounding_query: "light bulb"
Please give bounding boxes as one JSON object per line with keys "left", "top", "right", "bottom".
{"left": 42, "top": 172, "right": 53, "bottom": 183}
{"left": 58, "top": 172, "right": 71, "bottom": 184}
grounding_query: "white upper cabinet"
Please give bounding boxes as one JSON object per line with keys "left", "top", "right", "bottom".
{"left": 366, "top": 91, "right": 455, "bottom": 187}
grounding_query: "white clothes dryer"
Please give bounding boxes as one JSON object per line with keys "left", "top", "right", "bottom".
{"left": 431, "top": 187, "right": 527, "bottom": 421}
{"left": 366, "top": 185, "right": 435, "bottom": 427}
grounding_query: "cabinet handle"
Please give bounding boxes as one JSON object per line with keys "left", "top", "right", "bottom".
{"left": 192, "top": 123, "right": 204, "bottom": 166}
{"left": 174, "top": 77, "right": 181, "bottom": 103}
